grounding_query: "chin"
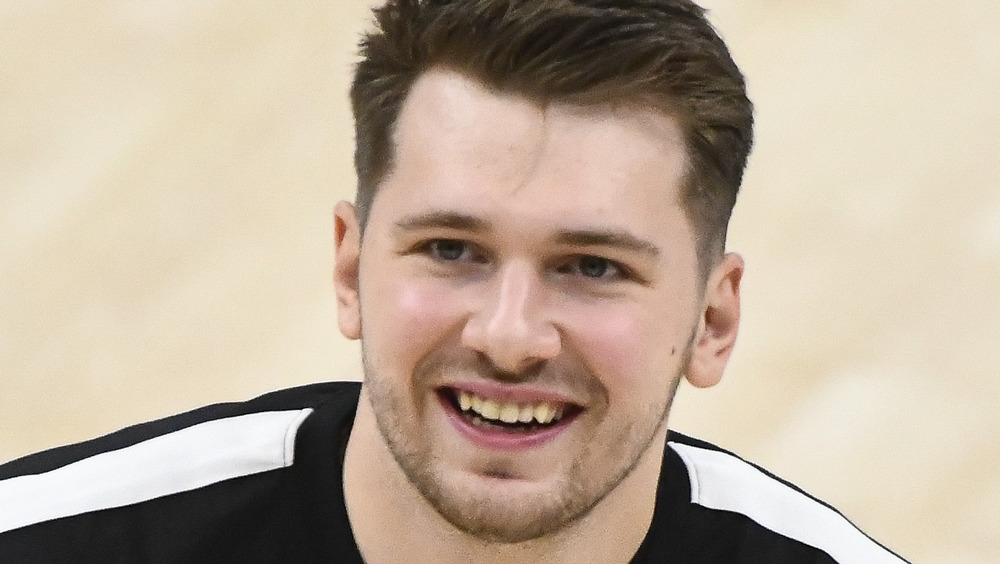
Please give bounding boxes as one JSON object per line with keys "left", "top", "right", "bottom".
{"left": 419, "top": 466, "right": 594, "bottom": 544}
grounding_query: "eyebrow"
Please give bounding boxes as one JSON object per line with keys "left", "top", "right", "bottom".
{"left": 555, "top": 229, "right": 660, "bottom": 259}
{"left": 394, "top": 211, "right": 490, "bottom": 233}
{"left": 393, "top": 210, "right": 660, "bottom": 259}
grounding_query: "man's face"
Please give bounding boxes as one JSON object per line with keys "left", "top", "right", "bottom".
{"left": 342, "top": 69, "right": 709, "bottom": 542}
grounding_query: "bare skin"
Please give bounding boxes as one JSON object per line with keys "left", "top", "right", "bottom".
{"left": 335, "top": 68, "right": 743, "bottom": 563}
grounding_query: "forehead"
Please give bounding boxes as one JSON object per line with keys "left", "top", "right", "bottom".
{"left": 373, "top": 69, "right": 691, "bottom": 241}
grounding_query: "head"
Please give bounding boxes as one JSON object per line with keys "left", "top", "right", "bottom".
{"left": 336, "top": 0, "right": 751, "bottom": 547}
{"left": 352, "top": 0, "right": 753, "bottom": 277}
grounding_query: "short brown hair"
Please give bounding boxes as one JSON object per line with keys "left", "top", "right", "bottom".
{"left": 351, "top": 0, "right": 753, "bottom": 272}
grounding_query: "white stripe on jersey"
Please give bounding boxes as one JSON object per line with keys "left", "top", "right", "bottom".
{"left": 0, "top": 408, "right": 313, "bottom": 534}
{"left": 669, "top": 442, "right": 906, "bottom": 564}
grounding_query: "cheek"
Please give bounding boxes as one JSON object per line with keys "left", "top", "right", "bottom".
{"left": 399, "top": 283, "right": 465, "bottom": 335}
{"left": 364, "top": 278, "right": 464, "bottom": 365}
{"left": 571, "top": 309, "right": 648, "bottom": 385}
{"left": 567, "top": 301, "right": 691, "bottom": 389}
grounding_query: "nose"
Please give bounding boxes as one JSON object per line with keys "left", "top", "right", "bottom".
{"left": 461, "top": 260, "right": 561, "bottom": 374}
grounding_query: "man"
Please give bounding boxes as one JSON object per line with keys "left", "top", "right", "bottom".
{"left": 0, "top": 0, "right": 908, "bottom": 562}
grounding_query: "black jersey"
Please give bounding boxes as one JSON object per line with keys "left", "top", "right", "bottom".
{"left": 0, "top": 382, "right": 908, "bottom": 563}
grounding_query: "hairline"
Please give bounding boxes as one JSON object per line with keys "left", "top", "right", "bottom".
{"left": 356, "top": 66, "right": 723, "bottom": 280}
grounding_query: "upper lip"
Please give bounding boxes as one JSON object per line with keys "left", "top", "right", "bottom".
{"left": 437, "top": 380, "right": 584, "bottom": 408}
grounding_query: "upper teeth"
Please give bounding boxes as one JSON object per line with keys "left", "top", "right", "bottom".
{"left": 458, "top": 391, "right": 565, "bottom": 425}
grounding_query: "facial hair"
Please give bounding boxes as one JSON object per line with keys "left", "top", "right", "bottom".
{"left": 359, "top": 338, "right": 692, "bottom": 545}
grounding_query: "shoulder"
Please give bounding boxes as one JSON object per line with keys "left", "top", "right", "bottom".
{"left": 649, "top": 432, "right": 909, "bottom": 564}
{"left": 0, "top": 381, "right": 362, "bottom": 537}
{"left": 0, "top": 381, "right": 360, "bottom": 478}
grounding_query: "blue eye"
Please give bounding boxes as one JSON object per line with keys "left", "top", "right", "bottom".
{"left": 556, "top": 255, "right": 624, "bottom": 280}
{"left": 578, "top": 256, "right": 610, "bottom": 278}
{"left": 431, "top": 239, "right": 466, "bottom": 261}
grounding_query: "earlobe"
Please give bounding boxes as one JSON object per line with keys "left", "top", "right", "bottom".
{"left": 685, "top": 253, "right": 744, "bottom": 389}
{"left": 334, "top": 201, "right": 362, "bottom": 340}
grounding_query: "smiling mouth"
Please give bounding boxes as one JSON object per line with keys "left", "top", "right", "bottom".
{"left": 440, "top": 388, "right": 581, "bottom": 433}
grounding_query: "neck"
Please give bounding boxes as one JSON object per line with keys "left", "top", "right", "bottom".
{"left": 343, "top": 386, "right": 667, "bottom": 564}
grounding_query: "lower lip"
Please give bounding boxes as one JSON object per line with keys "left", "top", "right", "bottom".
{"left": 438, "top": 394, "right": 576, "bottom": 451}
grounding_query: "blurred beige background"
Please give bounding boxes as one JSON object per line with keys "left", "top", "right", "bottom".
{"left": 2, "top": 1, "right": 998, "bottom": 561}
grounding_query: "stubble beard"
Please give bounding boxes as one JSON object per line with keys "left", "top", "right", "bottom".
{"left": 360, "top": 342, "right": 688, "bottom": 545}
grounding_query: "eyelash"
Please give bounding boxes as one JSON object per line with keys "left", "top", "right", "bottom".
{"left": 556, "top": 255, "right": 626, "bottom": 281}
{"left": 423, "top": 239, "right": 486, "bottom": 263}
{"left": 416, "top": 238, "right": 633, "bottom": 282}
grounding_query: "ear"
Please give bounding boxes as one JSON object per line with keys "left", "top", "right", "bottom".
{"left": 334, "top": 200, "right": 362, "bottom": 340}
{"left": 685, "top": 253, "right": 743, "bottom": 389}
